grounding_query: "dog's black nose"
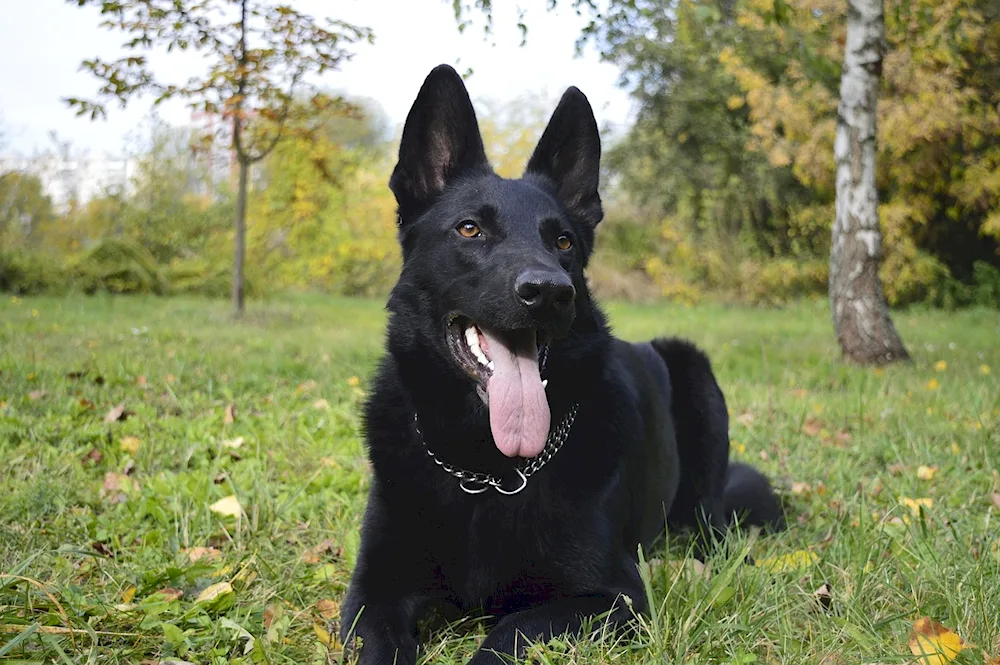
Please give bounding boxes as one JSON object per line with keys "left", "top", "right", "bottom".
{"left": 515, "top": 270, "right": 576, "bottom": 313}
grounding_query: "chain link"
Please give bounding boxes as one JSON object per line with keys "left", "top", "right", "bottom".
{"left": 414, "top": 400, "right": 578, "bottom": 496}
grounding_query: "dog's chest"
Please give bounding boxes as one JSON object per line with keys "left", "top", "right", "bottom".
{"left": 438, "top": 491, "right": 609, "bottom": 610}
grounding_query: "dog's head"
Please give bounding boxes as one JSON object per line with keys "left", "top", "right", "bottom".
{"left": 386, "top": 64, "right": 603, "bottom": 460}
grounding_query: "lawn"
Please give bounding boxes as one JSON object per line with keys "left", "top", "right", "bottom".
{"left": 1, "top": 293, "right": 998, "bottom": 664}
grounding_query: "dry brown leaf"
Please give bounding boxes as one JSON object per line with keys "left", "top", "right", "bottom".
{"left": 315, "top": 598, "right": 339, "bottom": 620}
{"left": 82, "top": 447, "right": 104, "bottom": 465}
{"left": 812, "top": 583, "right": 833, "bottom": 611}
{"left": 303, "top": 539, "right": 342, "bottom": 564}
{"left": 136, "top": 375, "right": 147, "bottom": 387}
{"left": 791, "top": 481, "right": 811, "bottom": 496}
{"left": 736, "top": 411, "right": 754, "bottom": 426}
{"left": 101, "top": 471, "right": 139, "bottom": 503}
{"left": 909, "top": 617, "right": 970, "bottom": 665}
{"left": 104, "top": 402, "right": 133, "bottom": 423}
{"left": 312, "top": 398, "right": 331, "bottom": 410}
{"left": 296, "top": 380, "right": 318, "bottom": 395}
{"left": 152, "top": 587, "right": 184, "bottom": 602}
{"left": 28, "top": 390, "right": 47, "bottom": 401}
{"left": 802, "top": 415, "right": 826, "bottom": 437}
{"left": 991, "top": 493, "right": 1000, "bottom": 509}
{"left": 184, "top": 546, "right": 222, "bottom": 562}
{"left": 223, "top": 403, "right": 236, "bottom": 424}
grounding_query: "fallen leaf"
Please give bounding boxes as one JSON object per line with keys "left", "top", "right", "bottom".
{"left": 917, "top": 465, "right": 938, "bottom": 480}
{"left": 224, "top": 403, "right": 236, "bottom": 424}
{"left": 315, "top": 598, "right": 339, "bottom": 620}
{"left": 888, "top": 463, "right": 905, "bottom": 476}
{"left": 79, "top": 398, "right": 95, "bottom": 410}
{"left": 313, "top": 621, "right": 341, "bottom": 649}
{"left": 82, "top": 447, "right": 104, "bottom": 465}
{"left": 757, "top": 549, "right": 818, "bottom": 573}
{"left": 121, "top": 585, "right": 137, "bottom": 603}
{"left": 296, "top": 380, "right": 318, "bottom": 395}
{"left": 992, "top": 493, "right": 1000, "bottom": 509}
{"left": 195, "top": 581, "right": 235, "bottom": 612}
{"left": 92, "top": 541, "right": 114, "bottom": 557}
{"left": 120, "top": 436, "right": 141, "bottom": 455}
{"left": 901, "top": 497, "right": 934, "bottom": 515}
{"left": 183, "top": 546, "right": 222, "bottom": 562}
{"left": 303, "top": 539, "right": 342, "bottom": 564}
{"left": 104, "top": 402, "right": 133, "bottom": 423}
{"left": 150, "top": 587, "right": 184, "bottom": 602}
{"left": 101, "top": 471, "right": 139, "bottom": 503}
{"left": 263, "top": 603, "right": 278, "bottom": 629}
{"left": 812, "top": 583, "right": 832, "bottom": 611}
{"left": 28, "top": 390, "right": 48, "bottom": 401}
{"left": 136, "top": 375, "right": 147, "bottom": 386}
{"left": 736, "top": 411, "right": 754, "bottom": 426}
{"left": 222, "top": 436, "right": 245, "bottom": 449}
{"left": 791, "top": 481, "right": 812, "bottom": 496}
{"left": 759, "top": 450, "right": 769, "bottom": 461}
{"left": 802, "top": 415, "right": 826, "bottom": 437}
{"left": 312, "top": 398, "right": 330, "bottom": 410}
{"left": 210, "top": 495, "right": 243, "bottom": 518}
{"left": 909, "top": 617, "right": 969, "bottom": 665}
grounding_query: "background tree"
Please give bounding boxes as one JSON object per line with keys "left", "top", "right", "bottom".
{"left": 828, "top": 0, "right": 908, "bottom": 364}
{"left": 66, "top": 0, "right": 372, "bottom": 315}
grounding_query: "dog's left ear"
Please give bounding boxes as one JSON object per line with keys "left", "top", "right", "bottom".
{"left": 525, "top": 87, "right": 603, "bottom": 227}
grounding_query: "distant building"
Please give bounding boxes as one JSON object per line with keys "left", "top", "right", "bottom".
{"left": 0, "top": 152, "right": 138, "bottom": 213}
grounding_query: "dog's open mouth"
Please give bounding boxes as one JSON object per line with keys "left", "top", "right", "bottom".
{"left": 447, "top": 316, "right": 551, "bottom": 459}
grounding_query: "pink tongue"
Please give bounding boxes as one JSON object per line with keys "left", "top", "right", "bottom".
{"left": 480, "top": 327, "right": 550, "bottom": 458}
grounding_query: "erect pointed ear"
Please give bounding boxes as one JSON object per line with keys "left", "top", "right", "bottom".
{"left": 389, "top": 65, "right": 490, "bottom": 221}
{"left": 525, "top": 87, "right": 603, "bottom": 227}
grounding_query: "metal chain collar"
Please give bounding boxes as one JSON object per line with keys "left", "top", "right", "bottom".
{"left": 413, "top": 343, "right": 578, "bottom": 496}
{"left": 414, "top": 402, "right": 579, "bottom": 495}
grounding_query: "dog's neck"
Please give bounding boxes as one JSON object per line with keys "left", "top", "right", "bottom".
{"left": 387, "top": 301, "right": 611, "bottom": 476}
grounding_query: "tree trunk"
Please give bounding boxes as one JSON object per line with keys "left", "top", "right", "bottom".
{"left": 829, "top": 0, "right": 908, "bottom": 365}
{"left": 232, "top": 156, "right": 248, "bottom": 316}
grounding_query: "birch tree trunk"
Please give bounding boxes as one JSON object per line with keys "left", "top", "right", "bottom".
{"left": 830, "top": 0, "right": 909, "bottom": 365}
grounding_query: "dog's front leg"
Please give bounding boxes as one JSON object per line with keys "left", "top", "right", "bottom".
{"left": 468, "top": 591, "right": 642, "bottom": 665}
{"left": 339, "top": 587, "right": 422, "bottom": 665}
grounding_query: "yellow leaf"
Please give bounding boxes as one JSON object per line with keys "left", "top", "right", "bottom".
{"left": 758, "top": 549, "right": 818, "bottom": 573}
{"left": 908, "top": 617, "right": 969, "bottom": 665}
{"left": 901, "top": 497, "right": 934, "bottom": 515}
{"left": 121, "top": 585, "right": 137, "bottom": 603}
{"left": 195, "top": 581, "right": 235, "bottom": 611}
{"left": 313, "top": 622, "right": 341, "bottom": 649}
{"left": 222, "top": 436, "right": 245, "bottom": 449}
{"left": 934, "top": 360, "right": 948, "bottom": 371}
{"left": 210, "top": 495, "right": 243, "bottom": 518}
{"left": 916, "top": 465, "right": 938, "bottom": 480}
{"left": 120, "top": 436, "right": 141, "bottom": 455}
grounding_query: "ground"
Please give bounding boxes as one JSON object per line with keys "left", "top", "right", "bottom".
{"left": 0, "top": 294, "right": 998, "bottom": 664}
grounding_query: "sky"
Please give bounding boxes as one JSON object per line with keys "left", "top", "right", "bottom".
{"left": 0, "top": 0, "right": 635, "bottom": 157}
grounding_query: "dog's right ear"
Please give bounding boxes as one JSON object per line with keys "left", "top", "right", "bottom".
{"left": 389, "top": 65, "right": 490, "bottom": 221}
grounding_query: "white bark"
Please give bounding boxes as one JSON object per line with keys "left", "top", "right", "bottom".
{"left": 829, "top": 0, "right": 908, "bottom": 365}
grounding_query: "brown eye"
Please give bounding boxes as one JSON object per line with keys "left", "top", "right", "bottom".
{"left": 556, "top": 233, "right": 573, "bottom": 250}
{"left": 457, "top": 221, "right": 481, "bottom": 238}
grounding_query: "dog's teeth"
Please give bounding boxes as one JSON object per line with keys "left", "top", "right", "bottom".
{"left": 464, "top": 326, "right": 478, "bottom": 349}
{"left": 477, "top": 353, "right": 489, "bottom": 366}
{"left": 487, "top": 361, "right": 494, "bottom": 371}
{"left": 542, "top": 379, "right": 548, "bottom": 389}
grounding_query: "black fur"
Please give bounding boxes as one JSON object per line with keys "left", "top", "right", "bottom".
{"left": 341, "top": 65, "right": 784, "bottom": 665}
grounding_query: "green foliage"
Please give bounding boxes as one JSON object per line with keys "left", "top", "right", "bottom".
{"left": 73, "top": 237, "right": 169, "bottom": 295}
{"left": 0, "top": 250, "right": 68, "bottom": 295}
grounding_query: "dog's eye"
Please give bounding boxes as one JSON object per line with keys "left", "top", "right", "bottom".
{"left": 457, "top": 221, "right": 482, "bottom": 238}
{"left": 556, "top": 234, "right": 573, "bottom": 251}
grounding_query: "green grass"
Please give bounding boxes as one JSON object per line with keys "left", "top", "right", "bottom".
{"left": 1, "top": 293, "right": 998, "bottom": 664}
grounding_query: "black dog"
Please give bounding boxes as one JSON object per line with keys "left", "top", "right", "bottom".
{"left": 340, "top": 65, "right": 784, "bottom": 664}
